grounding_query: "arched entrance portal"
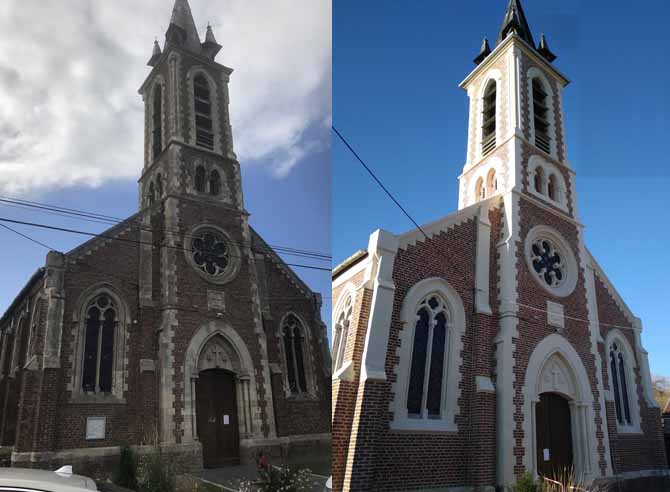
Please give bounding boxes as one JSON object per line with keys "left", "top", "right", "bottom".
{"left": 522, "top": 334, "right": 601, "bottom": 481}
{"left": 196, "top": 369, "right": 239, "bottom": 467}
{"left": 536, "top": 392, "right": 573, "bottom": 478}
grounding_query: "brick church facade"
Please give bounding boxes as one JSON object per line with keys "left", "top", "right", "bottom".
{"left": 0, "top": 0, "right": 330, "bottom": 472}
{"left": 331, "top": 2, "right": 667, "bottom": 491}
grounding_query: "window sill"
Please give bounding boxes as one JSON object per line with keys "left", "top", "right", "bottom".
{"left": 69, "top": 394, "right": 127, "bottom": 405}
{"left": 389, "top": 418, "right": 458, "bottom": 434}
{"left": 616, "top": 423, "right": 642, "bottom": 435}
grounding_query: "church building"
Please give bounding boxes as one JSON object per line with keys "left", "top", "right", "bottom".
{"left": 331, "top": 1, "right": 667, "bottom": 491}
{"left": 0, "top": 0, "right": 330, "bottom": 473}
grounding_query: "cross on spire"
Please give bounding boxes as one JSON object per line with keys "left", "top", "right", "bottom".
{"left": 496, "top": 0, "right": 535, "bottom": 47}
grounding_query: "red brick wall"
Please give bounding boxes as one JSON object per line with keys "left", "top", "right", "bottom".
{"left": 514, "top": 195, "right": 607, "bottom": 475}
{"left": 595, "top": 275, "right": 667, "bottom": 473}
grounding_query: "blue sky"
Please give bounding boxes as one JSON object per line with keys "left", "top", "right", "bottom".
{"left": 333, "top": 1, "right": 670, "bottom": 377}
{"left": 0, "top": 1, "right": 332, "bottom": 335}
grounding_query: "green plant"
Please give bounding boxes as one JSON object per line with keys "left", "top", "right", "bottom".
{"left": 509, "top": 472, "right": 538, "bottom": 492}
{"left": 137, "top": 447, "right": 176, "bottom": 492}
{"left": 239, "top": 466, "right": 315, "bottom": 492}
{"left": 113, "top": 444, "right": 138, "bottom": 490}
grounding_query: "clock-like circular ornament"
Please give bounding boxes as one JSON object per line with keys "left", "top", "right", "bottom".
{"left": 524, "top": 225, "right": 577, "bottom": 297}
{"left": 186, "top": 225, "right": 240, "bottom": 284}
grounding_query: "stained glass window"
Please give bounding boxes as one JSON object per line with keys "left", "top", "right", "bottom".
{"left": 530, "top": 239, "right": 564, "bottom": 288}
{"left": 333, "top": 295, "right": 353, "bottom": 371}
{"left": 82, "top": 295, "right": 116, "bottom": 394}
{"left": 191, "top": 229, "right": 230, "bottom": 278}
{"left": 282, "top": 315, "right": 308, "bottom": 394}
{"left": 407, "top": 295, "right": 450, "bottom": 418}
{"left": 610, "top": 342, "right": 633, "bottom": 426}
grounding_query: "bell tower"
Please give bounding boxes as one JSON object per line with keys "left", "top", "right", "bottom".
{"left": 457, "top": 0, "right": 576, "bottom": 220}
{"left": 138, "top": 0, "right": 242, "bottom": 213}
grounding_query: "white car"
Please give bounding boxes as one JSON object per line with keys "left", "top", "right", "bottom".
{"left": 0, "top": 466, "right": 97, "bottom": 491}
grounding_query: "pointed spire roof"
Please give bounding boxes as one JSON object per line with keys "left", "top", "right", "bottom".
{"left": 473, "top": 37, "right": 492, "bottom": 65}
{"left": 165, "top": 0, "right": 201, "bottom": 53}
{"left": 537, "top": 33, "right": 557, "bottom": 62}
{"left": 201, "top": 23, "right": 222, "bottom": 61}
{"left": 148, "top": 39, "right": 162, "bottom": 67}
{"left": 496, "top": 0, "right": 535, "bottom": 48}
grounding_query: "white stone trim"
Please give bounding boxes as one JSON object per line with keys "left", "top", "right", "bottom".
{"left": 464, "top": 156, "right": 506, "bottom": 208}
{"left": 332, "top": 253, "right": 370, "bottom": 290}
{"left": 522, "top": 334, "right": 599, "bottom": 482}
{"left": 398, "top": 200, "right": 481, "bottom": 250}
{"left": 68, "top": 283, "right": 130, "bottom": 402}
{"left": 632, "top": 328, "right": 658, "bottom": 408}
{"left": 604, "top": 329, "right": 642, "bottom": 434}
{"left": 360, "top": 230, "right": 398, "bottom": 382}
{"left": 524, "top": 224, "right": 578, "bottom": 298}
{"left": 475, "top": 204, "right": 492, "bottom": 314}
{"left": 526, "top": 67, "right": 558, "bottom": 160}
{"left": 527, "top": 155, "right": 568, "bottom": 211}
{"left": 390, "top": 277, "right": 465, "bottom": 433}
{"left": 495, "top": 189, "right": 520, "bottom": 486}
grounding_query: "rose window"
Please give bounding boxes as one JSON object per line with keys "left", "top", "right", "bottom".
{"left": 530, "top": 239, "right": 564, "bottom": 288}
{"left": 191, "top": 230, "right": 230, "bottom": 277}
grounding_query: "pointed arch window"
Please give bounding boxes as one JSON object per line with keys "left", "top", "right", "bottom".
{"left": 532, "top": 78, "right": 551, "bottom": 154}
{"left": 82, "top": 295, "right": 116, "bottom": 394}
{"left": 152, "top": 85, "right": 163, "bottom": 159}
{"left": 486, "top": 169, "right": 497, "bottom": 196}
{"left": 148, "top": 181, "right": 155, "bottom": 205}
{"left": 156, "top": 173, "right": 163, "bottom": 199}
{"left": 210, "top": 169, "right": 221, "bottom": 196}
{"left": 333, "top": 294, "right": 353, "bottom": 372}
{"left": 195, "top": 166, "right": 206, "bottom": 193}
{"left": 194, "top": 74, "right": 214, "bottom": 150}
{"left": 534, "top": 166, "right": 544, "bottom": 193}
{"left": 282, "top": 314, "right": 308, "bottom": 395}
{"left": 475, "top": 177, "right": 485, "bottom": 202}
{"left": 482, "top": 80, "right": 497, "bottom": 156}
{"left": 548, "top": 174, "right": 557, "bottom": 201}
{"left": 610, "top": 342, "right": 632, "bottom": 425}
{"left": 407, "top": 295, "right": 450, "bottom": 418}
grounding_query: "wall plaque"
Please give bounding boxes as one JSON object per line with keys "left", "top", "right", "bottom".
{"left": 86, "top": 417, "right": 106, "bottom": 440}
{"left": 207, "top": 290, "right": 226, "bottom": 311}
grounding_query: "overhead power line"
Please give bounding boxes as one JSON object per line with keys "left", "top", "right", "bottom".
{"left": 0, "top": 216, "right": 331, "bottom": 273}
{"left": 0, "top": 194, "right": 331, "bottom": 262}
{"left": 0, "top": 223, "right": 54, "bottom": 251}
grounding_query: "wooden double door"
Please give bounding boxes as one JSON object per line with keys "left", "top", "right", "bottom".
{"left": 536, "top": 392, "right": 573, "bottom": 478}
{"left": 196, "top": 369, "right": 240, "bottom": 468}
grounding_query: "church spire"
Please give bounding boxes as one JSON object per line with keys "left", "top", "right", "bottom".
{"left": 496, "top": 0, "right": 535, "bottom": 48}
{"left": 202, "top": 23, "right": 223, "bottom": 60}
{"left": 165, "top": 0, "right": 202, "bottom": 53}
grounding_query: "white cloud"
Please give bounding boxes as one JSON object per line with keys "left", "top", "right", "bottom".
{"left": 0, "top": 0, "right": 331, "bottom": 194}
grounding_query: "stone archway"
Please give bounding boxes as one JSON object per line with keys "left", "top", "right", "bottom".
{"left": 522, "top": 334, "right": 598, "bottom": 481}
{"left": 183, "top": 321, "right": 260, "bottom": 453}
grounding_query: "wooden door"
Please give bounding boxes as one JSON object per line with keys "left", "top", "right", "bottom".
{"left": 196, "top": 369, "right": 240, "bottom": 468}
{"left": 536, "top": 392, "right": 573, "bottom": 478}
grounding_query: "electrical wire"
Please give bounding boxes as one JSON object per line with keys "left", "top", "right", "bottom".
{"left": 0, "top": 223, "right": 54, "bottom": 251}
{"left": 0, "top": 216, "right": 331, "bottom": 273}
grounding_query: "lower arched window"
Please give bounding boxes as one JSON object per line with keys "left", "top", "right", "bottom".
{"left": 282, "top": 314, "right": 308, "bottom": 394}
{"left": 195, "top": 166, "right": 206, "bottom": 193}
{"left": 407, "top": 294, "right": 450, "bottom": 417}
{"left": 610, "top": 342, "right": 632, "bottom": 425}
{"left": 475, "top": 177, "right": 485, "bottom": 202}
{"left": 333, "top": 294, "right": 353, "bottom": 372}
{"left": 534, "top": 167, "right": 544, "bottom": 193}
{"left": 82, "top": 295, "right": 116, "bottom": 394}
{"left": 210, "top": 170, "right": 221, "bottom": 196}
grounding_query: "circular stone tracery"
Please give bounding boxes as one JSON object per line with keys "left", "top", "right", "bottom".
{"left": 524, "top": 225, "right": 577, "bottom": 298}
{"left": 186, "top": 224, "right": 241, "bottom": 285}
{"left": 531, "top": 238, "right": 564, "bottom": 288}
{"left": 192, "top": 229, "right": 230, "bottom": 277}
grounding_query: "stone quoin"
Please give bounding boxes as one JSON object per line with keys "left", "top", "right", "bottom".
{"left": 0, "top": 0, "right": 331, "bottom": 475}
{"left": 331, "top": 1, "right": 667, "bottom": 491}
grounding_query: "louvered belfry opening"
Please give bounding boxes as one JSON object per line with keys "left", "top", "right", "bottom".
{"left": 152, "top": 85, "right": 162, "bottom": 159}
{"left": 533, "top": 78, "right": 551, "bottom": 154}
{"left": 481, "top": 80, "right": 497, "bottom": 156}
{"left": 194, "top": 74, "right": 215, "bottom": 150}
